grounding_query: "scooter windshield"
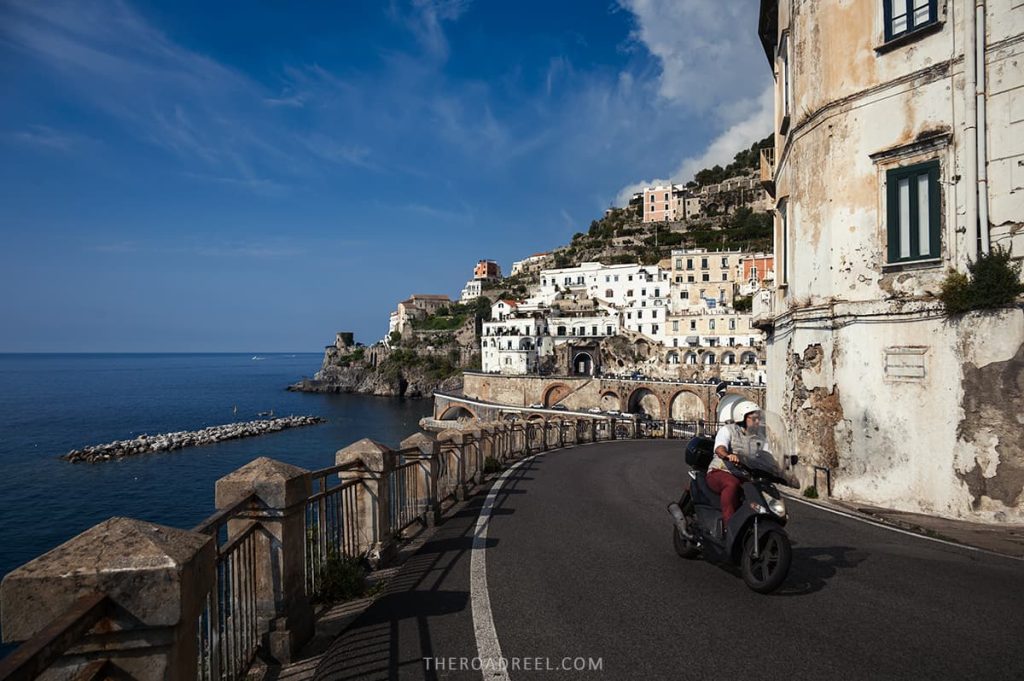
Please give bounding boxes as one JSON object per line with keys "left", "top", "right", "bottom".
{"left": 736, "top": 411, "right": 794, "bottom": 481}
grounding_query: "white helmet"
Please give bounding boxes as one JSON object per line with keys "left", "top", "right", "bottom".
{"left": 717, "top": 395, "right": 761, "bottom": 425}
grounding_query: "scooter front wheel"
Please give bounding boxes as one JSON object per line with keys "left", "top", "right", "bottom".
{"left": 741, "top": 529, "right": 791, "bottom": 593}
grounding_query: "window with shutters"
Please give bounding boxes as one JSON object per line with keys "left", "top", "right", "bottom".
{"left": 886, "top": 160, "right": 940, "bottom": 264}
{"left": 884, "top": 0, "right": 937, "bottom": 42}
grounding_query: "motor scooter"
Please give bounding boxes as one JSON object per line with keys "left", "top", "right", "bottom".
{"left": 668, "top": 433, "right": 797, "bottom": 593}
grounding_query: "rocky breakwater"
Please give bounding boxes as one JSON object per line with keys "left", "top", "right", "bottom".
{"left": 62, "top": 415, "right": 326, "bottom": 463}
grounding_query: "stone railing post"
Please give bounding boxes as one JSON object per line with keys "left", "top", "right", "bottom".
{"left": 437, "top": 430, "right": 471, "bottom": 500}
{"left": 590, "top": 418, "right": 597, "bottom": 443}
{"left": 1, "top": 517, "right": 214, "bottom": 680}
{"left": 664, "top": 419, "right": 671, "bottom": 439}
{"left": 334, "top": 439, "right": 396, "bottom": 566}
{"left": 216, "top": 457, "right": 313, "bottom": 663}
{"left": 400, "top": 432, "right": 441, "bottom": 526}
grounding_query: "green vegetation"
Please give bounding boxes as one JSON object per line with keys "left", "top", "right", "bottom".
{"left": 803, "top": 486, "right": 819, "bottom": 499}
{"left": 733, "top": 294, "right": 753, "bottom": 312}
{"left": 334, "top": 347, "right": 365, "bottom": 367}
{"left": 939, "top": 246, "right": 1024, "bottom": 314}
{"left": 693, "top": 134, "right": 773, "bottom": 186}
{"left": 311, "top": 554, "right": 367, "bottom": 603}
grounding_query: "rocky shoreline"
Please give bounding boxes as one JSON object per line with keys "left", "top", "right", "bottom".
{"left": 61, "top": 415, "right": 326, "bottom": 463}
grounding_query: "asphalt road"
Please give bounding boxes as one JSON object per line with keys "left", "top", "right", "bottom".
{"left": 314, "top": 440, "right": 1024, "bottom": 681}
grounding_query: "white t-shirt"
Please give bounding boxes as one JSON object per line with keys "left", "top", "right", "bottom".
{"left": 709, "top": 424, "right": 741, "bottom": 474}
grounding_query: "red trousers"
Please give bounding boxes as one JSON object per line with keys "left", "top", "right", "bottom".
{"left": 706, "top": 469, "right": 743, "bottom": 525}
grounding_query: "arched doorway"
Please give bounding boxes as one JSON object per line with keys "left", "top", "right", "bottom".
{"left": 572, "top": 352, "right": 594, "bottom": 376}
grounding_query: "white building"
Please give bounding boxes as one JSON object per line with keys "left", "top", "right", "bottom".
{"left": 480, "top": 316, "right": 550, "bottom": 374}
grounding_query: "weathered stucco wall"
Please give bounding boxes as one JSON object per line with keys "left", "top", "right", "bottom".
{"left": 773, "top": 307, "right": 1023, "bottom": 520}
{"left": 765, "top": 1, "right": 1024, "bottom": 520}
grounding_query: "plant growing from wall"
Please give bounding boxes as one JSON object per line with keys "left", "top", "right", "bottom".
{"left": 939, "top": 246, "right": 1024, "bottom": 315}
{"left": 312, "top": 554, "right": 368, "bottom": 603}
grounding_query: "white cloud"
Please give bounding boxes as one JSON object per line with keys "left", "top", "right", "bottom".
{"left": 10, "top": 124, "right": 91, "bottom": 151}
{"left": 614, "top": 0, "right": 773, "bottom": 204}
{"left": 405, "top": 0, "right": 473, "bottom": 61}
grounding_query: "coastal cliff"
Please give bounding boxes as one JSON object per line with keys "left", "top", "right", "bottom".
{"left": 289, "top": 331, "right": 471, "bottom": 398}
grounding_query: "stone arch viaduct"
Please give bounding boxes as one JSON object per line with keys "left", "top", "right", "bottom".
{"left": 434, "top": 372, "right": 764, "bottom": 423}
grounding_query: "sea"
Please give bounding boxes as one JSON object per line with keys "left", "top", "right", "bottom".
{"left": 0, "top": 353, "right": 433, "bottom": 587}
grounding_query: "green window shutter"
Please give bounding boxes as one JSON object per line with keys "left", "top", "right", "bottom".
{"left": 886, "top": 160, "right": 940, "bottom": 264}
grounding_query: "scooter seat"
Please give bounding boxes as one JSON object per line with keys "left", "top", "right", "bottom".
{"left": 692, "top": 472, "right": 721, "bottom": 510}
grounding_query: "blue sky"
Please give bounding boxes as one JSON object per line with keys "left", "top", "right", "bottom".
{"left": 0, "top": 0, "right": 771, "bottom": 352}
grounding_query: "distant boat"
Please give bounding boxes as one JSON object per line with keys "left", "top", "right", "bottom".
{"left": 252, "top": 356, "right": 266, "bottom": 361}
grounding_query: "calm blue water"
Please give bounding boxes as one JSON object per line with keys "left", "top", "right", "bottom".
{"left": 0, "top": 353, "right": 432, "bottom": 585}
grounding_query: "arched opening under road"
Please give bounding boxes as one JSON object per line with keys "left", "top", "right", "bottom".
{"left": 627, "top": 388, "right": 662, "bottom": 419}
{"left": 439, "top": 406, "right": 476, "bottom": 420}
{"left": 600, "top": 390, "right": 621, "bottom": 411}
{"left": 543, "top": 383, "right": 572, "bottom": 407}
{"left": 666, "top": 351, "right": 680, "bottom": 364}
{"left": 669, "top": 391, "right": 705, "bottom": 420}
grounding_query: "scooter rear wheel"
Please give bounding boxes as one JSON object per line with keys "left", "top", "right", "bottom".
{"left": 741, "top": 530, "right": 791, "bottom": 593}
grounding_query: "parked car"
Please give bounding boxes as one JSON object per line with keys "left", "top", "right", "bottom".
{"left": 550, "top": 404, "right": 568, "bottom": 411}
{"left": 587, "top": 407, "right": 603, "bottom": 414}
{"left": 528, "top": 403, "right": 544, "bottom": 409}
{"left": 607, "top": 409, "right": 621, "bottom": 416}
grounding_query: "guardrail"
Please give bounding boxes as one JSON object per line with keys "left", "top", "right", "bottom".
{"left": 0, "top": 414, "right": 708, "bottom": 681}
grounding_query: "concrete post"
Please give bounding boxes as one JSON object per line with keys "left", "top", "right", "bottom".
{"left": 1, "top": 517, "right": 214, "bottom": 680}
{"left": 216, "top": 457, "right": 313, "bottom": 664}
{"left": 400, "top": 432, "right": 441, "bottom": 526}
{"left": 436, "top": 430, "right": 470, "bottom": 500}
{"left": 590, "top": 418, "right": 597, "bottom": 443}
{"left": 334, "top": 439, "right": 397, "bottom": 567}
{"left": 609, "top": 417, "right": 616, "bottom": 440}
{"left": 664, "top": 419, "right": 671, "bottom": 439}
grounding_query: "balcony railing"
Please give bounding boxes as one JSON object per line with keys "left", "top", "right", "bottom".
{"left": 759, "top": 146, "right": 776, "bottom": 198}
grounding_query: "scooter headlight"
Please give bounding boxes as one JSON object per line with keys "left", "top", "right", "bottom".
{"left": 767, "top": 497, "right": 786, "bottom": 518}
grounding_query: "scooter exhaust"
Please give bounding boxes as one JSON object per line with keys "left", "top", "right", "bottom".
{"left": 667, "top": 503, "right": 692, "bottom": 539}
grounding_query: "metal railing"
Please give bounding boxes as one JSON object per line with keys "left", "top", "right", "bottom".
{"left": 194, "top": 494, "right": 261, "bottom": 681}
{"left": 305, "top": 462, "right": 363, "bottom": 595}
{"left": 0, "top": 413, "right": 694, "bottom": 681}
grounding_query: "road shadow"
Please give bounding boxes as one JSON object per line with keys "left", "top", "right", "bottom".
{"left": 306, "top": 457, "right": 538, "bottom": 679}
{"left": 773, "top": 544, "right": 867, "bottom": 596}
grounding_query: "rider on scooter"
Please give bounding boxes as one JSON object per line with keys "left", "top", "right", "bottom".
{"left": 708, "top": 400, "right": 761, "bottom": 533}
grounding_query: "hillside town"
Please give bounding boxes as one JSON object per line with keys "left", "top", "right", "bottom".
{"left": 301, "top": 0, "right": 1023, "bottom": 527}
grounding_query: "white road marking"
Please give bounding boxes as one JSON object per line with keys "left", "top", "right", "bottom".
{"left": 783, "top": 493, "right": 1024, "bottom": 562}
{"left": 471, "top": 453, "right": 543, "bottom": 680}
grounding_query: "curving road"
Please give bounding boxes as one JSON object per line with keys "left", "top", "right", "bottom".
{"left": 312, "top": 440, "right": 1024, "bottom": 681}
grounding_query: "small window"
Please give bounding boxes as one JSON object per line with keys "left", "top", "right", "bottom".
{"left": 721, "top": 272, "right": 728, "bottom": 281}
{"left": 690, "top": 320, "right": 697, "bottom": 331}
{"left": 886, "top": 160, "right": 940, "bottom": 263}
{"left": 701, "top": 258, "right": 708, "bottom": 269}
{"left": 702, "top": 273, "right": 710, "bottom": 282}
{"left": 709, "top": 319, "right": 716, "bottom": 330}
{"left": 884, "top": 0, "right": 937, "bottom": 42}
{"left": 686, "top": 258, "right": 693, "bottom": 270}
{"left": 721, "top": 257, "right": 728, "bottom": 268}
